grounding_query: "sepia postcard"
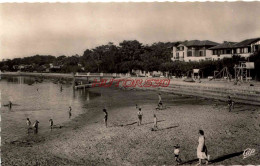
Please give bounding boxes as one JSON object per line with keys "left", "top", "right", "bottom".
{"left": 0, "top": 1, "right": 260, "bottom": 165}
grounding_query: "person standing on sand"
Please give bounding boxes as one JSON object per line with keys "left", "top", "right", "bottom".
{"left": 26, "top": 118, "right": 32, "bottom": 134}
{"left": 158, "top": 93, "right": 163, "bottom": 110}
{"left": 9, "top": 101, "right": 12, "bottom": 109}
{"left": 33, "top": 120, "right": 40, "bottom": 134}
{"left": 153, "top": 114, "right": 158, "bottom": 130}
{"left": 228, "top": 96, "right": 234, "bottom": 112}
{"left": 68, "top": 106, "right": 72, "bottom": 119}
{"left": 103, "top": 109, "right": 108, "bottom": 128}
{"left": 137, "top": 108, "right": 143, "bottom": 126}
{"left": 196, "top": 130, "right": 210, "bottom": 165}
{"left": 49, "top": 119, "right": 54, "bottom": 130}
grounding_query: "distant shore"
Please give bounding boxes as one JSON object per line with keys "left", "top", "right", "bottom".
{"left": 2, "top": 71, "right": 260, "bottom": 106}
{"left": 0, "top": 71, "right": 73, "bottom": 78}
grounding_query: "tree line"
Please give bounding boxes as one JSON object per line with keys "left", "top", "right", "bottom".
{"left": 1, "top": 40, "right": 260, "bottom": 80}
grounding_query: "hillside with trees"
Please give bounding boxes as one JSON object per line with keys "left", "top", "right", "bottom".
{"left": 1, "top": 40, "right": 260, "bottom": 80}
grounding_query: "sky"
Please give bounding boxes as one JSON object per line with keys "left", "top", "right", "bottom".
{"left": 1, "top": 2, "right": 260, "bottom": 59}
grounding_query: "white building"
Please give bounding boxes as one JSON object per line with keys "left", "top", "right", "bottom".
{"left": 172, "top": 40, "right": 219, "bottom": 62}
{"left": 209, "top": 37, "right": 260, "bottom": 60}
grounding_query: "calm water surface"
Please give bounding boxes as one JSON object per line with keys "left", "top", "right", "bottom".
{"left": 0, "top": 76, "right": 102, "bottom": 143}
{"left": 0, "top": 76, "right": 183, "bottom": 144}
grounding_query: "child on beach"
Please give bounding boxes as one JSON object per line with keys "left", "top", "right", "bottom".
{"left": 33, "top": 120, "right": 39, "bottom": 134}
{"left": 69, "top": 106, "right": 72, "bottom": 119}
{"left": 174, "top": 144, "right": 182, "bottom": 165}
{"left": 49, "top": 119, "right": 54, "bottom": 130}
{"left": 103, "top": 109, "right": 108, "bottom": 128}
{"left": 137, "top": 108, "right": 143, "bottom": 126}
{"left": 153, "top": 114, "right": 158, "bottom": 130}
{"left": 26, "top": 118, "right": 32, "bottom": 134}
{"left": 136, "top": 104, "right": 138, "bottom": 109}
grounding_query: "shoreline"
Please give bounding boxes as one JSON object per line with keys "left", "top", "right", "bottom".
{"left": 2, "top": 72, "right": 260, "bottom": 106}
{"left": 2, "top": 89, "right": 260, "bottom": 165}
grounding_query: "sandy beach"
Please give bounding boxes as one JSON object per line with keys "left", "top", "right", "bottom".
{"left": 2, "top": 87, "right": 260, "bottom": 165}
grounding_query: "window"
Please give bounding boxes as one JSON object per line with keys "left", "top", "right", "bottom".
{"left": 213, "top": 50, "right": 218, "bottom": 55}
{"left": 199, "top": 51, "right": 204, "bottom": 57}
{"left": 187, "top": 51, "right": 192, "bottom": 57}
{"left": 226, "top": 49, "right": 231, "bottom": 54}
{"left": 241, "top": 48, "right": 244, "bottom": 53}
{"left": 176, "top": 53, "right": 179, "bottom": 59}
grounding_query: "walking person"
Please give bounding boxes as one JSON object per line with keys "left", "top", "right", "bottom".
{"left": 174, "top": 144, "right": 182, "bottom": 165}
{"left": 68, "top": 106, "right": 72, "bottom": 119}
{"left": 49, "top": 119, "right": 54, "bottom": 130}
{"left": 103, "top": 108, "right": 108, "bottom": 128}
{"left": 26, "top": 118, "right": 32, "bottom": 134}
{"left": 137, "top": 108, "right": 143, "bottom": 126}
{"left": 196, "top": 130, "right": 210, "bottom": 165}
{"left": 33, "top": 120, "right": 40, "bottom": 134}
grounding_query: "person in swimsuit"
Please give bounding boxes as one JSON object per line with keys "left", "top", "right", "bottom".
{"left": 137, "top": 108, "right": 143, "bottom": 126}
{"left": 49, "top": 119, "right": 54, "bottom": 130}
{"left": 196, "top": 130, "right": 210, "bottom": 165}
{"left": 68, "top": 106, "right": 72, "bottom": 119}
{"left": 174, "top": 144, "right": 182, "bottom": 165}
{"left": 103, "top": 109, "right": 108, "bottom": 128}
{"left": 33, "top": 120, "right": 40, "bottom": 134}
{"left": 26, "top": 118, "right": 32, "bottom": 134}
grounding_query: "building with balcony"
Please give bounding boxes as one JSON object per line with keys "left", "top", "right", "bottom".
{"left": 209, "top": 37, "right": 260, "bottom": 60}
{"left": 171, "top": 40, "right": 219, "bottom": 62}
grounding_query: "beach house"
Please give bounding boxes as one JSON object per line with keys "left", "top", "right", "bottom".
{"left": 171, "top": 40, "right": 219, "bottom": 62}
{"left": 209, "top": 37, "right": 260, "bottom": 60}
{"left": 232, "top": 37, "right": 260, "bottom": 58}
{"left": 209, "top": 41, "right": 237, "bottom": 60}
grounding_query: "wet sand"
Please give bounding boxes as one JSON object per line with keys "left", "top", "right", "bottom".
{"left": 2, "top": 89, "right": 260, "bottom": 165}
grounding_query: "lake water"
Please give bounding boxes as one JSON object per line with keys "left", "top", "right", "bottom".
{"left": 0, "top": 76, "right": 176, "bottom": 144}
{"left": 0, "top": 76, "right": 103, "bottom": 143}
{"left": 0, "top": 76, "right": 190, "bottom": 144}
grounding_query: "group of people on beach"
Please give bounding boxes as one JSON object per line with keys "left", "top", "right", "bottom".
{"left": 100, "top": 93, "right": 236, "bottom": 165}
{"left": 26, "top": 118, "right": 40, "bottom": 134}
{"left": 26, "top": 106, "right": 72, "bottom": 134}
